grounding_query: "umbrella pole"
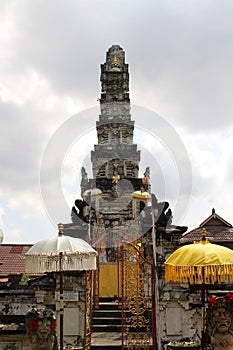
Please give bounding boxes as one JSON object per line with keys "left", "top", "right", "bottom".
{"left": 88, "top": 192, "right": 92, "bottom": 243}
{"left": 201, "top": 267, "right": 205, "bottom": 350}
{"left": 59, "top": 252, "right": 64, "bottom": 350}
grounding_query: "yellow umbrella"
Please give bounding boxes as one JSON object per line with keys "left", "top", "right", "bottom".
{"left": 165, "top": 228, "right": 233, "bottom": 350}
{"left": 132, "top": 189, "right": 151, "bottom": 201}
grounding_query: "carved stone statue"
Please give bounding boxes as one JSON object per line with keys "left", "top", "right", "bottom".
{"left": 26, "top": 307, "right": 58, "bottom": 350}
{"left": 72, "top": 199, "right": 89, "bottom": 223}
{"left": 98, "top": 127, "right": 109, "bottom": 144}
{"left": 207, "top": 295, "right": 233, "bottom": 350}
{"left": 81, "top": 166, "right": 88, "bottom": 187}
{"left": 141, "top": 166, "right": 150, "bottom": 192}
{"left": 151, "top": 193, "right": 172, "bottom": 226}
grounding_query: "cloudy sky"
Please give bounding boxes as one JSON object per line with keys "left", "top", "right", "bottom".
{"left": 1, "top": 0, "right": 233, "bottom": 244}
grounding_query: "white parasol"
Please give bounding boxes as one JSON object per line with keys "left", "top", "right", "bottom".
{"left": 25, "top": 224, "right": 97, "bottom": 350}
{"left": 25, "top": 232, "right": 97, "bottom": 273}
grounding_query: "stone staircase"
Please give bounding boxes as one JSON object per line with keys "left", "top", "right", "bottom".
{"left": 91, "top": 298, "right": 122, "bottom": 349}
{"left": 91, "top": 297, "right": 155, "bottom": 349}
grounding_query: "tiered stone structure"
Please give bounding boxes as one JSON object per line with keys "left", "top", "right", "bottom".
{"left": 64, "top": 46, "right": 190, "bottom": 348}
{"left": 93, "top": 45, "right": 140, "bottom": 179}
{"left": 90, "top": 45, "right": 141, "bottom": 230}
{"left": 65, "top": 45, "right": 185, "bottom": 246}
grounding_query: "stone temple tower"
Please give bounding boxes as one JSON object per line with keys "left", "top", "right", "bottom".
{"left": 63, "top": 46, "right": 188, "bottom": 348}
{"left": 88, "top": 45, "right": 144, "bottom": 229}
{"left": 91, "top": 45, "right": 140, "bottom": 180}
{"left": 65, "top": 44, "right": 186, "bottom": 246}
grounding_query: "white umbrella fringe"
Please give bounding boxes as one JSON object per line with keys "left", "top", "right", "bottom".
{"left": 25, "top": 251, "right": 97, "bottom": 273}
{"left": 25, "top": 235, "right": 97, "bottom": 273}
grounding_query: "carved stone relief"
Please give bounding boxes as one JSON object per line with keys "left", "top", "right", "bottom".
{"left": 25, "top": 308, "right": 58, "bottom": 350}
{"left": 207, "top": 294, "right": 233, "bottom": 350}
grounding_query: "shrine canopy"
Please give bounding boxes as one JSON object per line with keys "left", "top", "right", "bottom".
{"left": 165, "top": 229, "right": 233, "bottom": 285}
{"left": 165, "top": 228, "right": 233, "bottom": 350}
{"left": 25, "top": 224, "right": 97, "bottom": 274}
{"left": 132, "top": 190, "right": 151, "bottom": 201}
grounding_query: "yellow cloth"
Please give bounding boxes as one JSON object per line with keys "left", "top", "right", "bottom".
{"left": 99, "top": 264, "right": 119, "bottom": 297}
{"left": 165, "top": 241, "right": 233, "bottom": 284}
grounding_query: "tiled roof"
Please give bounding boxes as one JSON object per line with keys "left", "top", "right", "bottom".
{"left": 199, "top": 209, "right": 232, "bottom": 227}
{"left": 180, "top": 225, "right": 233, "bottom": 244}
{"left": 0, "top": 244, "right": 32, "bottom": 277}
{"left": 180, "top": 209, "right": 233, "bottom": 244}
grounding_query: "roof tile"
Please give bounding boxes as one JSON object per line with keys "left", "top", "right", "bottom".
{"left": 0, "top": 244, "right": 32, "bottom": 277}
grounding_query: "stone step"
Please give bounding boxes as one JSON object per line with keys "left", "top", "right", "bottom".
{"left": 92, "top": 315, "right": 122, "bottom": 325}
{"left": 93, "top": 308, "right": 121, "bottom": 315}
{"left": 97, "top": 301, "right": 120, "bottom": 310}
{"left": 92, "top": 298, "right": 122, "bottom": 339}
{"left": 91, "top": 298, "right": 154, "bottom": 348}
{"left": 91, "top": 346, "right": 121, "bottom": 350}
{"left": 92, "top": 324, "right": 122, "bottom": 332}
{"left": 91, "top": 331, "right": 121, "bottom": 349}
{"left": 92, "top": 346, "right": 154, "bottom": 350}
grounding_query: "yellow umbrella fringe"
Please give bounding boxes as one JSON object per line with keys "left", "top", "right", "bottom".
{"left": 165, "top": 264, "right": 233, "bottom": 284}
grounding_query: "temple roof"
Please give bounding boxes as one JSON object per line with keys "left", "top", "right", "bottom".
{"left": 180, "top": 208, "right": 233, "bottom": 244}
{"left": 0, "top": 244, "right": 32, "bottom": 277}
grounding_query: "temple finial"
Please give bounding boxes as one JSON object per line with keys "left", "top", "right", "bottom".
{"left": 201, "top": 228, "right": 206, "bottom": 241}
{"left": 58, "top": 223, "right": 64, "bottom": 236}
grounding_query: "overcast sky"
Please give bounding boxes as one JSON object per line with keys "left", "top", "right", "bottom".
{"left": 1, "top": 0, "right": 233, "bottom": 244}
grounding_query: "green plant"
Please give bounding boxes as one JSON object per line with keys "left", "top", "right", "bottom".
{"left": 168, "top": 341, "right": 200, "bottom": 347}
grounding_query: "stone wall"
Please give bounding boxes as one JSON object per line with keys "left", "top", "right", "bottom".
{"left": 0, "top": 272, "right": 87, "bottom": 349}
{"left": 156, "top": 237, "right": 202, "bottom": 346}
{"left": 0, "top": 334, "right": 30, "bottom": 350}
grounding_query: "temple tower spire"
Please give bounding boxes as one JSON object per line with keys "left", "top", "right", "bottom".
{"left": 100, "top": 44, "right": 130, "bottom": 104}
{"left": 91, "top": 45, "right": 140, "bottom": 180}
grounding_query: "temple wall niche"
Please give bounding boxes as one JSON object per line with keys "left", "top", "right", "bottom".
{"left": 160, "top": 296, "right": 201, "bottom": 342}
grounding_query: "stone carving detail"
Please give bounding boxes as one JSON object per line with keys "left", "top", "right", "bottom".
{"left": 81, "top": 167, "right": 88, "bottom": 187}
{"left": 71, "top": 197, "right": 98, "bottom": 226}
{"left": 25, "top": 307, "right": 58, "bottom": 350}
{"left": 100, "top": 101, "right": 130, "bottom": 117}
{"left": 207, "top": 294, "right": 233, "bottom": 350}
{"left": 142, "top": 166, "right": 150, "bottom": 190}
{"left": 105, "top": 45, "right": 125, "bottom": 71}
{"left": 139, "top": 193, "right": 173, "bottom": 229}
{"left": 111, "top": 125, "right": 121, "bottom": 144}
{"left": 72, "top": 199, "right": 90, "bottom": 223}
{"left": 98, "top": 127, "right": 109, "bottom": 144}
{"left": 122, "top": 127, "right": 133, "bottom": 143}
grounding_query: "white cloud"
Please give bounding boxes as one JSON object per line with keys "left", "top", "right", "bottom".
{"left": 0, "top": 1, "right": 17, "bottom": 47}
{"left": 7, "top": 190, "right": 44, "bottom": 219}
{"left": 6, "top": 226, "right": 22, "bottom": 241}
